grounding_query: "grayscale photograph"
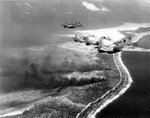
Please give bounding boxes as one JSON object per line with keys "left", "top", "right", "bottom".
{"left": 0, "top": 0, "right": 150, "bottom": 118}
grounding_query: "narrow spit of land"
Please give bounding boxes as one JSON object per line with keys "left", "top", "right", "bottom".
{"left": 76, "top": 52, "right": 133, "bottom": 118}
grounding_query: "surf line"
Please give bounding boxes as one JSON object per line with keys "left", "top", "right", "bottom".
{"left": 132, "top": 31, "right": 150, "bottom": 43}
{"left": 76, "top": 52, "right": 133, "bottom": 118}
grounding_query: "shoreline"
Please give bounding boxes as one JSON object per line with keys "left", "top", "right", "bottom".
{"left": 76, "top": 52, "right": 133, "bottom": 118}
{"left": 132, "top": 31, "right": 150, "bottom": 43}
{"left": 76, "top": 32, "right": 150, "bottom": 118}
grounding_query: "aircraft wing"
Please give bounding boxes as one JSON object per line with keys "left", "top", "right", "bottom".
{"left": 99, "top": 47, "right": 114, "bottom": 52}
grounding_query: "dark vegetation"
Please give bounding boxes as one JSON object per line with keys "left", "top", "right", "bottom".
{"left": 68, "top": 82, "right": 110, "bottom": 105}
{"left": 0, "top": 99, "right": 83, "bottom": 118}
{"left": 96, "top": 53, "right": 115, "bottom": 69}
{"left": 22, "top": 100, "right": 82, "bottom": 118}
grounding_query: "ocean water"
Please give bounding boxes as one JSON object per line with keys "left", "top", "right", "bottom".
{"left": 137, "top": 35, "right": 150, "bottom": 49}
{"left": 96, "top": 52, "right": 150, "bottom": 118}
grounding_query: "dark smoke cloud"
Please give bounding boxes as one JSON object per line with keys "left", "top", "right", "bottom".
{"left": 0, "top": 49, "right": 104, "bottom": 93}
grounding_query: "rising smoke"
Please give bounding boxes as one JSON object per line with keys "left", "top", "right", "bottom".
{"left": 0, "top": 49, "right": 105, "bottom": 93}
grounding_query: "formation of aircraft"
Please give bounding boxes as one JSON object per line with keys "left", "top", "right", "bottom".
{"left": 62, "top": 21, "right": 135, "bottom": 54}
{"left": 73, "top": 33, "right": 100, "bottom": 45}
{"left": 73, "top": 33, "right": 134, "bottom": 54}
{"left": 62, "top": 22, "right": 83, "bottom": 28}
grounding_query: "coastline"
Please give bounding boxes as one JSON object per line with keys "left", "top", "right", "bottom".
{"left": 76, "top": 32, "right": 150, "bottom": 118}
{"left": 132, "top": 31, "right": 150, "bottom": 43}
{"left": 76, "top": 52, "right": 133, "bottom": 118}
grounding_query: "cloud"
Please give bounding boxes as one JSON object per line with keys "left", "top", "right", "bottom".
{"left": 82, "top": 2, "right": 110, "bottom": 12}
{"left": 82, "top": 2, "right": 100, "bottom": 11}
{"left": 99, "top": 5, "right": 110, "bottom": 12}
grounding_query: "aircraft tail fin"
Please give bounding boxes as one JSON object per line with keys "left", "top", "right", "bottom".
{"left": 98, "top": 38, "right": 103, "bottom": 49}
{"left": 126, "top": 35, "right": 133, "bottom": 45}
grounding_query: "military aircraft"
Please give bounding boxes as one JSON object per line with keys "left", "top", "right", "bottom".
{"left": 85, "top": 36, "right": 111, "bottom": 46}
{"left": 73, "top": 32, "right": 148, "bottom": 54}
{"left": 73, "top": 33, "right": 87, "bottom": 42}
{"left": 73, "top": 33, "right": 100, "bottom": 44}
{"left": 98, "top": 36, "right": 134, "bottom": 54}
{"left": 62, "top": 22, "right": 83, "bottom": 28}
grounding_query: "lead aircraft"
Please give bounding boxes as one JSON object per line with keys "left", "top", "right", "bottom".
{"left": 73, "top": 33, "right": 136, "bottom": 54}
{"left": 62, "top": 22, "right": 83, "bottom": 28}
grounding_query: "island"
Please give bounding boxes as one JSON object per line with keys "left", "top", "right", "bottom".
{"left": 1, "top": 22, "right": 150, "bottom": 118}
